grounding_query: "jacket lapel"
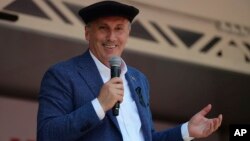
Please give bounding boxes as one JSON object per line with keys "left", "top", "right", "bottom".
{"left": 76, "top": 50, "right": 120, "bottom": 132}
{"left": 77, "top": 51, "right": 103, "bottom": 98}
{"left": 125, "top": 72, "right": 151, "bottom": 140}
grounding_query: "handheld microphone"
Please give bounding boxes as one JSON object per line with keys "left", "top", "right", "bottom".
{"left": 109, "top": 56, "right": 122, "bottom": 116}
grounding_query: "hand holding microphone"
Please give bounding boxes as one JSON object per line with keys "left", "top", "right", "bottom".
{"left": 109, "top": 56, "right": 122, "bottom": 116}
{"left": 97, "top": 56, "right": 123, "bottom": 116}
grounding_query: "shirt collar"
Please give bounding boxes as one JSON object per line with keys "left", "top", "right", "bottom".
{"left": 89, "top": 50, "right": 128, "bottom": 82}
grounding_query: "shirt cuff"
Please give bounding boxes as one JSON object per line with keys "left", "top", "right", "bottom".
{"left": 181, "top": 122, "right": 194, "bottom": 141}
{"left": 91, "top": 98, "right": 105, "bottom": 120}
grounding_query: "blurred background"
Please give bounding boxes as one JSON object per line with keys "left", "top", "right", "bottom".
{"left": 0, "top": 0, "right": 250, "bottom": 141}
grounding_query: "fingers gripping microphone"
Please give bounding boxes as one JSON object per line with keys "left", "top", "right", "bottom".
{"left": 109, "top": 56, "right": 122, "bottom": 116}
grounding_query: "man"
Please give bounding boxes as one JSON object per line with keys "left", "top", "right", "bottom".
{"left": 37, "top": 1, "right": 222, "bottom": 141}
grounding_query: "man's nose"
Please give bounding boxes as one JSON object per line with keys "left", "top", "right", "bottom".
{"left": 107, "top": 31, "right": 116, "bottom": 41}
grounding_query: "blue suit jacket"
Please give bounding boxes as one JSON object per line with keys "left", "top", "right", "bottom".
{"left": 37, "top": 50, "right": 183, "bottom": 141}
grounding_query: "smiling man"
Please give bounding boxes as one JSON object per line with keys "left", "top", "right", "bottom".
{"left": 37, "top": 1, "right": 222, "bottom": 141}
{"left": 85, "top": 16, "right": 130, "bottom": 67}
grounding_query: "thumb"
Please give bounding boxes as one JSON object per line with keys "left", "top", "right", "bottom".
{"left": 198, "top": 104, "right": 212, "bottom": 116}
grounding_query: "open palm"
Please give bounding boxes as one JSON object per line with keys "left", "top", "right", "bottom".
{"left": 188, "top": 104, "right": 223, "bottom": 138}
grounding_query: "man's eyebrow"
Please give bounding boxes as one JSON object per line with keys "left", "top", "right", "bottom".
{"left": 96, "top": 22, "right": 108, "bottom": 26}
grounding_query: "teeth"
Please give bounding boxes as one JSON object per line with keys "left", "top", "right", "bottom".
{"left": 103, "top": 43, "right": 117, "bottom": 49}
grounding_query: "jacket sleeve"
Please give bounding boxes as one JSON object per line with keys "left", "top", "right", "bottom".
{"left": 37, "top": 66, "right": 101, "bottom": 141}
{"left": 152, "top": 123, "right": 183, "bottom": 141}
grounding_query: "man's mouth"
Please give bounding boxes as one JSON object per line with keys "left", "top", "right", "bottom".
{"left": 103, "top": 43, "right": 117, "bottom": 49}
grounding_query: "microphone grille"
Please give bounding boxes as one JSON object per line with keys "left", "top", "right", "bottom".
{"left": 109, "top": 56, "right": 122, "bottom": 67}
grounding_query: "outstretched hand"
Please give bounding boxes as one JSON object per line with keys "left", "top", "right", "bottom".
{"left": 188, "top": 104, "right": 223, "bottom": 138}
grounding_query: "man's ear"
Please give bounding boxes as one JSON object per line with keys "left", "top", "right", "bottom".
{"left": 128, "top": 23, "right": 132, "bottom": 35}
{"left": 85, "top": 26, "right": 89, "bottom": 41}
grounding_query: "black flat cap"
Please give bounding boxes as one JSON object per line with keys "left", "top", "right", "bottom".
{"left": 78, "top": 1, "right": 139, "bottom": 24}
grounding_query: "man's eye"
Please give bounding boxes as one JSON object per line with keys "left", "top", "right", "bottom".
{"left": 99, "top": 26, "right": 106, "bottom": 29}
{"left": 116, "top": 27, "right": 123, "bottom": 30}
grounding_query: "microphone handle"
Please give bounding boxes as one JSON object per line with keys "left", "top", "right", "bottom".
{"left": 113, "top": 102, "right": 120, "bottom": 116}
{"left": 111, "top": 66, "right": 121, "bottom": 116}
{"left": 111, "top": 66, "right": 121, "bottom": 78}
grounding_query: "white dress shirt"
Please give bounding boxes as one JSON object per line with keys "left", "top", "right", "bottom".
{"left": 89, "top": 51, "right": 193, "bottom": 141}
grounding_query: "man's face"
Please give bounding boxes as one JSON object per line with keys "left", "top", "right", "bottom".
{"left": 85, "top": 16, "right": 130, "bottom": 66}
